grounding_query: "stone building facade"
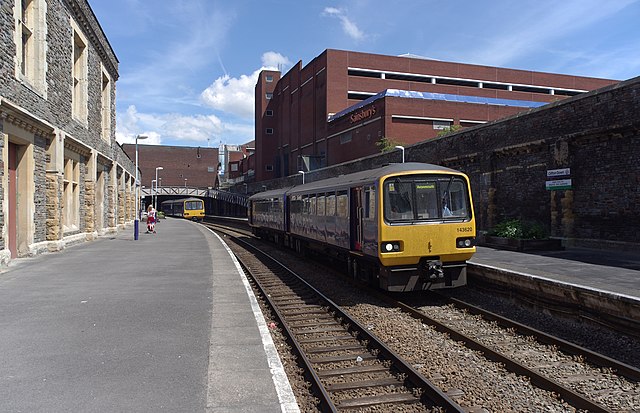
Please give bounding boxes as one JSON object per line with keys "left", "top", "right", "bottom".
{"left": 0, "top": 0, "right": 136, "bottom": 265}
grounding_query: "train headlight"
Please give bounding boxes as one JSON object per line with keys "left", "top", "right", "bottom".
{"left": 381, "top": 241, "right": 402, "bottom": 253}
{"left": 456, "top": 237, "right": 475, "bottom": 248}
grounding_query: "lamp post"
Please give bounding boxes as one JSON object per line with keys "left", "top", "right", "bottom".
{"left": 154, "top": 166, "right": 163, "bottom": 209}
{"left": 298, "top": 170, "right": 305, "bottom": 184}
{"left": 151, "top": 179, "right": 156, "bottom": 212}
{"left": 394, "top": 145, "right": 405, "bottom": 163}
{"left": 134, "top": 134, "right": 148, "bottom": 240}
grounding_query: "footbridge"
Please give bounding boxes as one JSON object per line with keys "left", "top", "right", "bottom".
{"left": 141, "top": 186, "right": 248, "bottom": 216}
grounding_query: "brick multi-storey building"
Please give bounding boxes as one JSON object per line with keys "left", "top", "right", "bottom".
{"left": 254, "top": 49, "right": 618, "bottom": 182}
{"left": 0, "top": 0, "right": 136, "bottom": 264}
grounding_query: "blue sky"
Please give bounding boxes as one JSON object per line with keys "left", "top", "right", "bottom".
{"left": 90, "top": 0, "right": 640, "bottom": 148}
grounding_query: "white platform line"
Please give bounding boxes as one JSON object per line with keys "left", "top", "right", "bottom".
{"left": 210, "top": 231, "right": 300, "bottom": 413}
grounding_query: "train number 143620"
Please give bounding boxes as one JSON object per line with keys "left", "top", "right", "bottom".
{"left": 457, "top": 226, "right": 474, "bottom": 233}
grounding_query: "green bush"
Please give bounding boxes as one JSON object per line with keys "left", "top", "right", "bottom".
{"left": 488, "top": 219, "right": 547, "bottom": 239}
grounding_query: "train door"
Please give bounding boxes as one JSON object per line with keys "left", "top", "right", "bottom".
{"left": 350, "top": 187, "right": 364, "bottom": 251}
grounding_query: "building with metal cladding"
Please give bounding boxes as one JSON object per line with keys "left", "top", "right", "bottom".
{"left": 0, "top": 0, "right": 137, "bottom": 264}
{"left": 254, "top": 49, "right": 618, "bottom": 182}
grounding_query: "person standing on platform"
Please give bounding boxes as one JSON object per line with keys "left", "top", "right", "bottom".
{"left": 146, "top": 205, "right": 157, "bottom": 234}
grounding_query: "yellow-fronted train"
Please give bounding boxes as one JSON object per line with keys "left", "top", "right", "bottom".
{"left": 161, "top": 197, "right": 205, "bottom": 221}
{"left": 248, "top": 162, "right": 476, "bottom": 291}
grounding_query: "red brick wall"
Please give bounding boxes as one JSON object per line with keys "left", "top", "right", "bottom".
{"left": 122, "top": 144, "right": 219, "bottom": 189}
{"left": 254, "top": 49, "right": 619, "bottom": 181}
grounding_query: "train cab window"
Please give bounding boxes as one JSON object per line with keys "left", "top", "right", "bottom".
{"left": 415, "top": 182, "right": 439, "bottom": 219}
{"left": 185, "top": 200, "right": 202, "bottom": 210}
{"left": 442, "top": 181, "right": 469, "bottom": 218}
{"left": 386, "top": 180, "right": 413, "bottom": 221}
{"left": 384, "top": 175, "right": 470, "bottom": 223}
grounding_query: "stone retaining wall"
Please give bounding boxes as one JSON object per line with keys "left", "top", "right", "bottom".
{"left": 248, "top": 76, "right": 640, "bottom": 250}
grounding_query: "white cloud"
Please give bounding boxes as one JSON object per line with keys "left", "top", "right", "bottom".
{"left": 262, "top": 52, "right": 292, "bottom": 70}
{"left": 322, "top": 7, "right": 365, "bottom": 41}
{"left": 117, "top": 52, "right": 294, "bottom": 147}
{"left": 116, "top": 105, "right": 250, "bottom": 146}
{"left": 200, "top": 52, "right": 292, "bottom": 120}
{"left": 200, "top": 73, "right": 257, "bottom": 120}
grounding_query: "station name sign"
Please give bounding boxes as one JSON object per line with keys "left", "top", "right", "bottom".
{"left": 350, "top": 106, "right": 377, "bottom": 124}
{"left": 546, "top": 168, "right": 572, "bottom": 190}
{"left": 546, "top": 168, "right": 570, "bottom": 177}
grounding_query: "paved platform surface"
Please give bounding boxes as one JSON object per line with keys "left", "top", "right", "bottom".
{"left": 0, "top": 218, "right": 298, "bottom": 413}
{"left": 471, "top": 245, "right": 640, "bottom": 299}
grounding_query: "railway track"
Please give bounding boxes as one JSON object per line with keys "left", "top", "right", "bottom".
{"left": 203, "top": 220, "right": 640, "bottom": 411}
{"left": 396, "top": 293, "right": 640, "bottom": 412}
{"left": 209, "top": 224, "right": 465, "bottom": 412}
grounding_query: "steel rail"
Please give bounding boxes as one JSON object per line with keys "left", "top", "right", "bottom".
{"left": 442, "top": 294, "right": 640, "bottom": 382}
{"left": 204, "top": 220, "right": 627, "bottom": 412}
{"left": 211, "top": 224, "right": 466, "bottom": 412}
{"left": 393, "top": 295, "right": 612, "bottom": 413}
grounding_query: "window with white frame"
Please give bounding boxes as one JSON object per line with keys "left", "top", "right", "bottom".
{"left": 266, "top": 92, "right": 273, "bottom": 100}
{"left": 72, "top": 23, "right": 88, "bottom": 123}
{"left": 266, "top": 128, "right": 274, "bottom": 135}
{"left": 101, "top": 68, "right": 111, "bottom": 141}
{"left": 265, "top": 75, "right": 273, "bottom": 82}
{"left": 63, "top": 155, "right": 80, "bottom": 232}
{"left": 14, "top": 0, "right": 46, "bottom": 94}
{"left": 265, "top": 165, "right": 273, "bottom": 171}
{"left": 266, "top": 109, "right": 273, "bottom": 117}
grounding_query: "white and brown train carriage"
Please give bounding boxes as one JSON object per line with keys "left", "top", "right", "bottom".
{"left": 248, "top": 163, "right": 476, "bottom": 291}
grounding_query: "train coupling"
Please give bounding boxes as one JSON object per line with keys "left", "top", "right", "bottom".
{"left": 419, "top": 259, "right": 444, "bottom": 280}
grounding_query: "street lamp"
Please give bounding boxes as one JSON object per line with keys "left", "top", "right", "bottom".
{"left": 298, "top": 170, "right": 305, "bottom": 184}
{"left": 154, "top": 166, "right": 163, "bottom": 209}
{"left": 151, "top": 179, "right": 156, "bottom": 212}
{"left": 394, "top": 145, "right": 405, "bottom": 163}
{"left": 134, "top": 134, "right": 148, "bottom": 240}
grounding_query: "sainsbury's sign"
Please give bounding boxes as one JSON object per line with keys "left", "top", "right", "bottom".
{"left": 350, "top": 106, "right": 376, "bottom": 124}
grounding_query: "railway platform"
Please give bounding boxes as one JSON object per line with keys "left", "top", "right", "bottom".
{"left": 471, "top": 245, "right": 640, "bottom": 299}
{"left": 0, "top": 218, "right": 298, "bottom": 413}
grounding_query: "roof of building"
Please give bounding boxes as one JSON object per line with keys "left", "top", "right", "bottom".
{"left": 328, "top": 89, "right": 548, "bottom": 122}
